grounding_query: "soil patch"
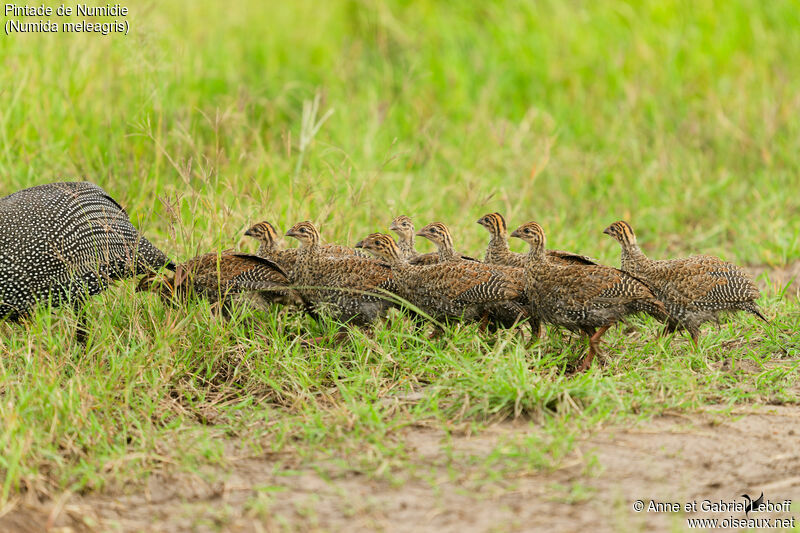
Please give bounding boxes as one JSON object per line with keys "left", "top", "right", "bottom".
{"left": 3, "top": 406, "right": 800, "bottom": 532}
{"left": 746, "top": 260, "right": 800, "bottom": 298}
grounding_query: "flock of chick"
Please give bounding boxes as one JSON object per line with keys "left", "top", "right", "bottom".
{"left": 140, "top": 212, "right": 766, "bottom": 372}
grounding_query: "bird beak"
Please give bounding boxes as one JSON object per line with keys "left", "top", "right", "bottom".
{"left": 389, "top": 223, "right": 399, "bottom": 231}
{"left": 509, "top": 229, "right": 520, "bottom": 239}
{"left": 244, "top": 228, "right": 255, "bottom": 237}
{"left": 355, "top": 240, "right": 365, "bottom": 249}
{"left": 285, "top": 229, "right": 298, "bottom": 238}
{"left": 602, "top": 227, "right": 612, "bottom": 236}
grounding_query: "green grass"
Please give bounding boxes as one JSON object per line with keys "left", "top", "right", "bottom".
{"left": 0, "top": 0, "right": 799, "bottom": 509}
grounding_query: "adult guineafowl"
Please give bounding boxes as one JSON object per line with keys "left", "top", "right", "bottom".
{"left": 0, "top": 181, "right": 175, "bottom": 337}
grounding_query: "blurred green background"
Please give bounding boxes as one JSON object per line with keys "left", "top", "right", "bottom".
{"left": 1, "top": 0, "right": 798, "bottom": 265}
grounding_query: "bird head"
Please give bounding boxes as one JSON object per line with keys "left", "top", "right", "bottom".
{"left": 245, "top": 220, "right": 280, "bottom": 245}
{"left": 510, "top": 221, "right": 546, "bottom": 250}
{"left": 355, "top": 233, "right": 401, "bottom": 262}
{"left": 285, "top": 221, "right": 320, "bottom": 246}
{"left": 477, "top": 212, "right": 507, "bottom": 236}
{"left": 416, "top": 222, "right": 453, "bottom": 251}
{"left": 389, "top": 215, "right": 414, "bottom": 239}
{"left": 603, "top": 220, "right": 637, "bottom": 246}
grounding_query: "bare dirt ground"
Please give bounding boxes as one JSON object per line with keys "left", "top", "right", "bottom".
{"left": 3, "top": 403, "right": 800, "bottom": 533}
{"left": 746, "top": 260, "right": 800, "bottom": 298}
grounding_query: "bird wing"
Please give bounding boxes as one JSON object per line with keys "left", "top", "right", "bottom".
{"left": 648, "top": 258, "right": 758, "bottom": 304}
{"left": 546, "top": 249, "right": 598, "bottom": 265}
{"left": 547, "top": 265, "right": 652, "bottom": 308}
{"left": 452, "top": 266, "right": 522, "bottom": 304}
{"left": 230, "top": 253, "right": 289, "bottom": 279}
{"left": 228, "top": 254, "right": 290, "bottom": 290}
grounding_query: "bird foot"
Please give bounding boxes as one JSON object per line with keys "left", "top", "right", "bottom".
{"left": 572, "top": 353, "right": 595, "bottom": 373}
{"left": 428, "top": 328, "right": 444, "bottom": 341}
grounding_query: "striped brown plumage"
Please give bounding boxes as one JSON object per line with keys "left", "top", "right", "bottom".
{"left": 138, "top": 250, "right": 291, "bottom": 314}
{"left": 415, "top": 221, "right": 530, "bottom": 331}
{"left": 603, "top": 220, "right": 766, "bottom": 343}
{"left": 355, "top": 233, "right": 525, "bottom": 327}
{"left": 511, "top": 221, "right": 667, "bottom": 372}
{"left": 285, "top": 221, "right": 397, "bottom": 327}
{"left": 477, "top": 212, "right": 597, "bottom": 267}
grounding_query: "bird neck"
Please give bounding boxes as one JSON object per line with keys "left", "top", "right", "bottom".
{"left": 298, "top": 239, "right": 320, "bottom": 256}
{"left": 437, "top": 245, "right": 460, "bottom": 262}
{"left": 382, "top": 248, "right": 411, "bottom": 272}
{"left": 487, "top": 231, "right": 511, "bottom": 256}
{"left": 397, "top": 234, "right": 415, "bottom": 258}
{"left": 434, "top": 233, "right": 459, "bottom": 262}
{"left": 620, "top": 240, "right": 648, "bottom": 269}
{"left": 257, "top": 241, "right": 278, "bottom": 256}
{"left": 525, "top": 243, "right": 547, "bottom": 265}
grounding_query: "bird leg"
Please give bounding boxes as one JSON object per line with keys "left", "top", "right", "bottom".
{"left": 331, "top": 330, "right": 350, "bottom": 343}
{"left": 74, "top": 319, "right": 89, "bottom": 345}
{"left": 575, "top": 324, "right": 612, "bottom": 372}
{"left": 658, "top": 321, "right": 677, "bottom": 338}
{"left": 690, "top": 332, "right": 699, "bottom": 348}
{"left": 428, "top": 326, "right": 444, "bottom": 340}
{"left": 478, "top": 311, "right": 489, "bottom": 333}
{"left": 408, "top": 311, "right": 428, "bottom": 333}
{"left": 525, "top": 319, "right": 544, "bottom": 349}
{"left": 534, "top": 319, "right": 545, "bottom": 339}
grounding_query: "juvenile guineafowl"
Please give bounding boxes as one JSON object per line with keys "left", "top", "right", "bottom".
{"left": 603, "top": 220, "right": 766, "bottom": 344}
{"left": 355, "top": 233, "right": 525, "bottom": 332}
{"left": 477, "top": 212, "right": 597, "bottom": 267}
{"left": 390, "top": 216, "right": 474, "bottom": 265}
{"left": 0, "top": 182, "right": 174, "bottom": 324}
{"left": 389, "top": 215, "right": 420, "bottom": 261}
{"left": 415, "top": 222, "right": 474, "bottom": 263}
{"left": 245, "top": 220, "right": 363, "bottom": 275}
{"left": 244, "top": 221, "right": 300, "bottom": 275}
{"left": 138, "top": 250, "right": 291, "bottom": 315}
{"left": 415, "top": 221, "right": 530, "bottom": 332}
{"left": 511, "top": 222, "right": 667, "bottom": 372}
{"left": 285, "top": 221, "right": 397, "bottom": 332}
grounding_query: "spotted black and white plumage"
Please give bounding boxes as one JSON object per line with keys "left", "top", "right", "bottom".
{"left": 603, "top": 220, "right": 766, "bottom": 342}
{"left": 511, "top": 222, "right": 667, "bottom": 371}
{"left": 0, "top": 181, "right": 174, "bottom": 320}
